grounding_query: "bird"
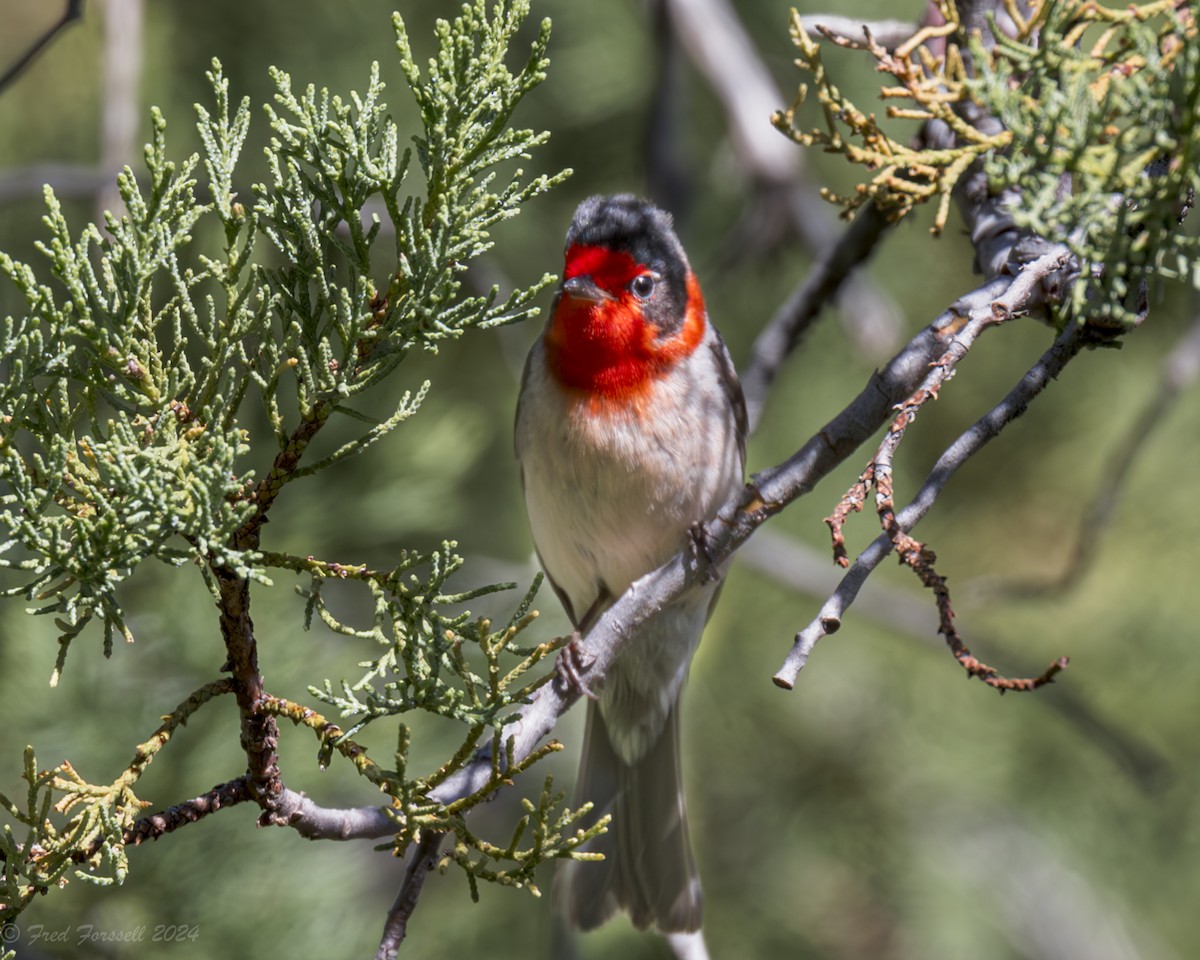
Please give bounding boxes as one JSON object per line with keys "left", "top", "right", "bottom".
{"left": 514, "top": 194, "right": 747, "bottom": 933}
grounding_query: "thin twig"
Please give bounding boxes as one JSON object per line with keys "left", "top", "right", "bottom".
{"left": 825, "top": 243, "right": 1073, "bottom": 564}
{"left": 798, "top": 14, "right": 919, "bottom": 50}
{"left": 122, "top": 777, "right": 253, "bottom": 846}
{"left": 832, "top": 244, "right": 1075, "bottom": 565}
{"left": 376, "top": 831, "right": 444, "bottom": 960}
{"left": 0, "top": 0, "right": 85, "bottom": 96}
{"left": 985, "top": 312, "right": 1200, "bottom": 598}
{"left": 72, "top": 774, "right": 253, "bottom": 862}
{"left": 774, "top": 318, "right": 1090, "bottom": 689}
{"left": 741, "top": 203, "right": 894, "bottom": 433}
{"left": 738, "top": 528, "right": 1171, "bottom": 789}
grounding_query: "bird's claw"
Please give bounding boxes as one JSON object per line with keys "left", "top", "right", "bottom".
{"left": 688, "top": 521, "right": 720, "bottom": 582}
{"left": 556, "top": 632, "right": 599, "bottom": 700}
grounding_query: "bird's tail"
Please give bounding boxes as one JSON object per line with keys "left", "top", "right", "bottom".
{"left": 562, "top": 699, "right": 702, "bottom": 932}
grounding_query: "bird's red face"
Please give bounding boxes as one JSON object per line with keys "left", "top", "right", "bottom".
{"left": 544, "top": 241, "right": 707, "bottom": 405}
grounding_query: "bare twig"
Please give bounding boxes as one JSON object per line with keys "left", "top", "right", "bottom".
{"left": 741, "top": 203, "right": 894, "bottom": 433}
{"left": 825, "top": 244, "right": 1073, "bottom": 565}
{"left": 739, "top": 527, "right": 934, "bottom": 633}
{"left": 798, "top": 14, "right": 919, "bottom": 50}
{"left": 889, "top": 531, "right": 1069, "bottom": 692}
{"left": 775, "top": 315, "right": 1089, "bottom": 689}
{"left": 0, "top": 0, "right": 85, "bottom": 96}
{"left": 985, "top": 312, "right": 1200, "bottom": 598}
{"left": 839, "top": 244, "right": 1075, "bottom": 565}
{"left": 122, "top": 777, "right": 253, "bottom": 846}
{"left": 738, "top": 528, "right": 1171, "bottom": 788}
{"left": 376, "top": 831, "right": 444, "bottom": 960}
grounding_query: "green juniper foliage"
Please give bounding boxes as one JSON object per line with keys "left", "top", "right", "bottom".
{"left": 0, "top": 0, "right": 592, "bottom": 929}
{"left": 968, "top": 1, "right": 1199, "bottom": 325}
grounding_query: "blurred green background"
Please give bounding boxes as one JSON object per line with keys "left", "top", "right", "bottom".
{"left": 1, "top": 1, "right": 1197, "bottom": 958}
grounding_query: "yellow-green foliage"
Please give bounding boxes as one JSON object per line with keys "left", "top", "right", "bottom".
{"left": 774, "top": 0, "right": 1198, "bottom": 325}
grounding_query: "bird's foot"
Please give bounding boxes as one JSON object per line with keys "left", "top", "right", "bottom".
{"left": 555, "top": 632, "right": 599, "bottom": 700}
{"left": 688, "top": 521, "right": 720, "bottom": 582}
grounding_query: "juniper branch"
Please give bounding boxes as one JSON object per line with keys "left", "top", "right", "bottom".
{"left": 119, "top": 777, "right": 253, "bottom": 849}
{"left": 377, "top": 831, "right": 444, "bottom": 960}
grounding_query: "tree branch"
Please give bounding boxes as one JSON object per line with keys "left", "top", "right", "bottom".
{"left": 775, "top": 313, "right": 1089, "bottom": 689}
{"left": 738, "top": 527, "right": 1171, "bottom": 788}
{"left": 0, "top": 0, "right": 85, "bottom": 96}
{"left": 214, "top": 565, "right": 284, "bottom": 820}
{"left": 376, "top": 831, "right": 444, "bottom": 960}
{"left": 798, "top": 14, "right": 919, "bottom": 50}
{"left": 268, "top": 788, "right": 399, "bottom": 841}
{"left": 829, "top": 244, "right": 1075, "bottom": 566}
{"left": 740, "top": 203, "right": 893, "bottom": 433}
{"left": 984, "top": 311, "right": 1200, "bottom": 598}
{"left": 217, "top": 318, "right": 396, "bottom": 827}
{"left": 123, "top": 777, "right": 253, "bottom": 846}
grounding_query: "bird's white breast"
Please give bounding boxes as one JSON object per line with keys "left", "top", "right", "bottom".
{"left": 515, "top": 327, "right": 743, "bottom": 760}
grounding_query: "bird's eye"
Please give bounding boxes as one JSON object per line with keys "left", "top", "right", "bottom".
{"left": 631, "top": 274, "right": 656, "bottom": 299}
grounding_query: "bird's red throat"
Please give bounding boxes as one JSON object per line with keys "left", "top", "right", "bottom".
{"left": 545, "top": 244, "right": 706, "bottom": 406}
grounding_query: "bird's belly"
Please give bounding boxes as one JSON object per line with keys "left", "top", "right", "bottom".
{"left": 520, "top": 381, "right": 730, "bottom": 615}
{"left": 516, "top": 342, "right": 742, "bottom": 761}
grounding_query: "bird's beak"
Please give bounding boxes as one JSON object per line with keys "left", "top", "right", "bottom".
{"left": 561, "top": 275, "right": 613, "bottom": 304}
